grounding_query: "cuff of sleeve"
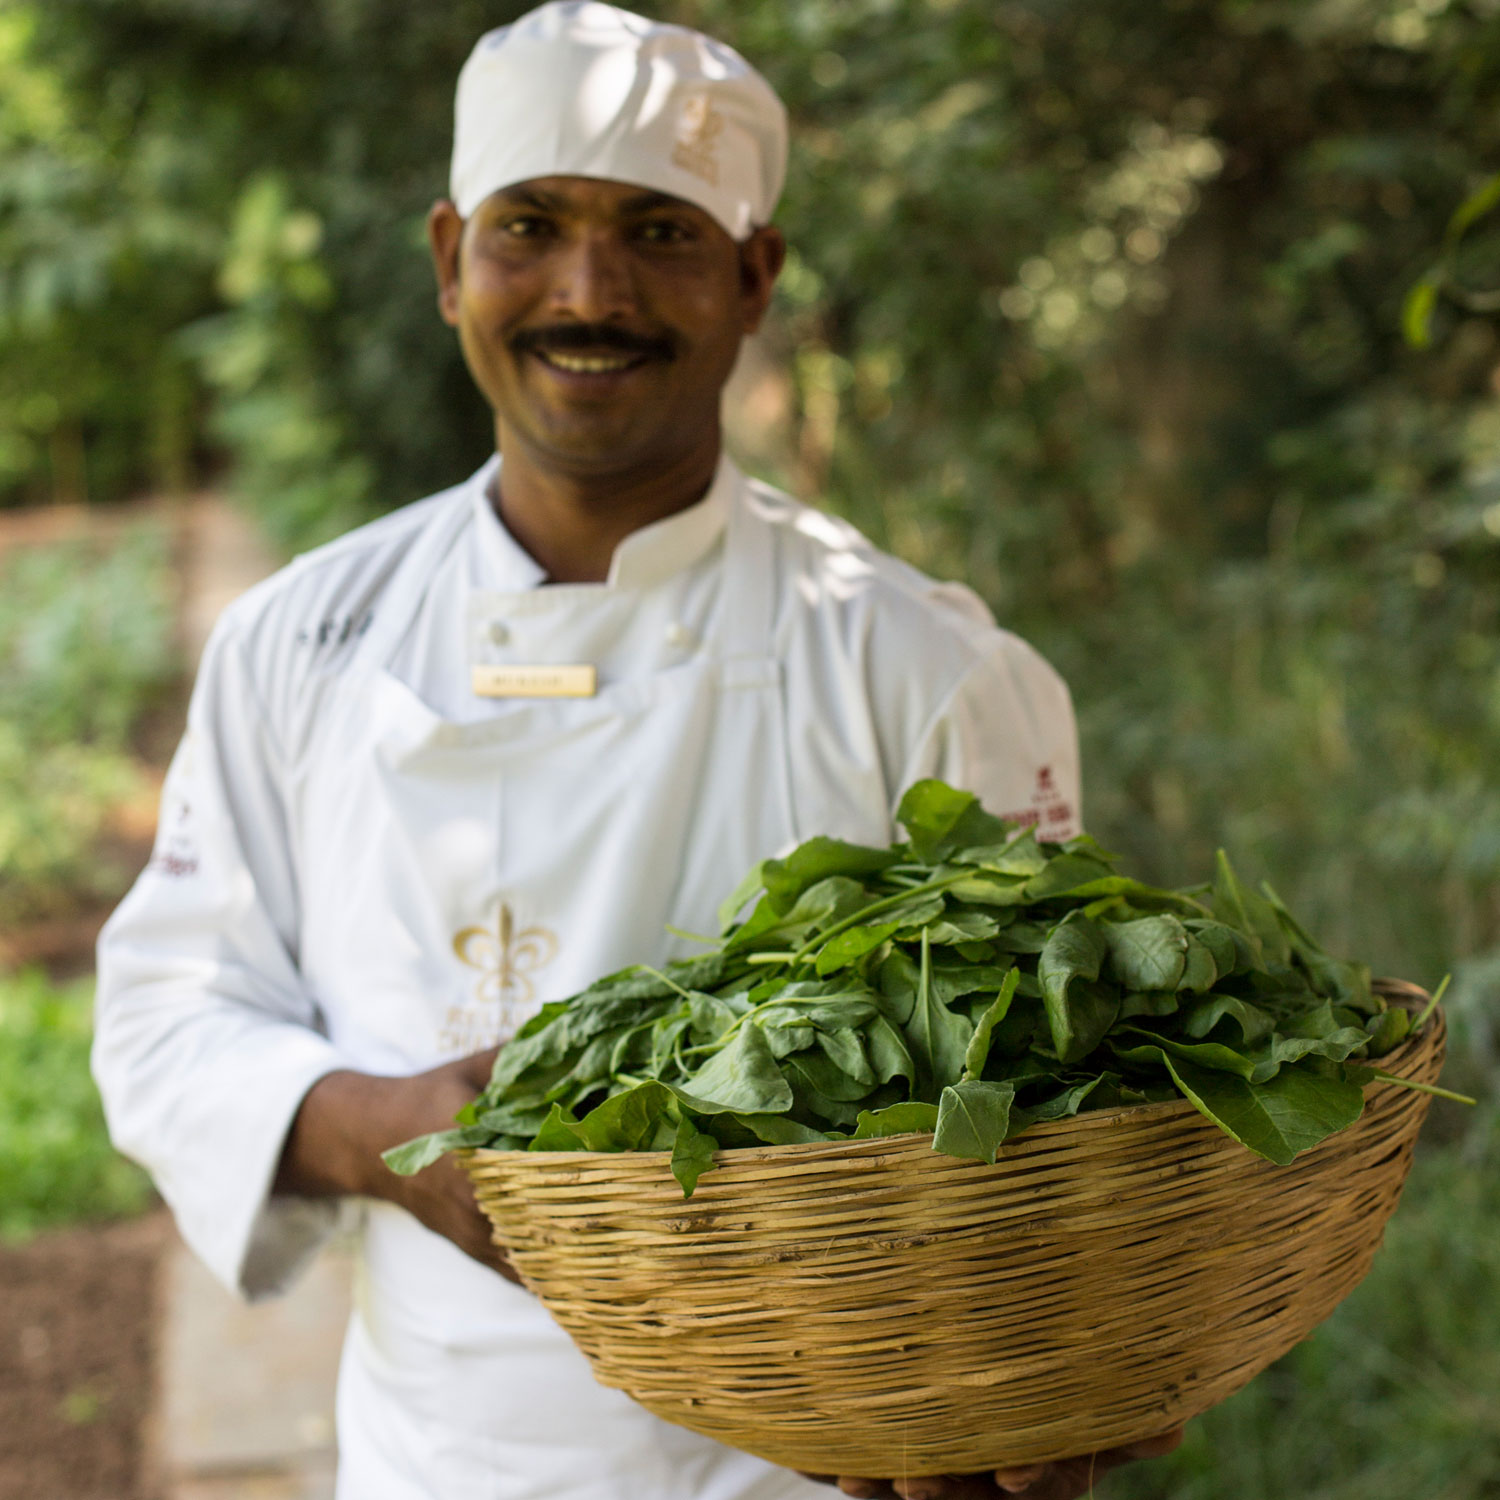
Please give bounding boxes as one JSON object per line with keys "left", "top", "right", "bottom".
{"left": 157, "top": 1033, "right": 351, "bottom": 1302}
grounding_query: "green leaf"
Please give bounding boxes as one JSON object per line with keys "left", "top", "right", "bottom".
{"left": 896, "top": 780, "right": 1011, "bottom": 860}
{"left": 852, "top": 1101, "right": 940, "bottom": 1138}
{"left": 1115, "top": 1030, "right": 1257, "bottom": 1080}
{"left": 1038, "top": 912, "right": 1117, "bottom": 1063}
{"left": 933, "top": 1080, "right": 1017, "bottom": 1164}
{"left": 1244, "top": 1026, "right": 1372, "bottom": 1083}
{"left": 1183, "top": 920, "right": 1246, "bottom": 978}
{"left": 380, "top": 1125, "right": 492, "bottom": 1176}
{"left": 1020, "top": 853, "right": 1119, "bottom": 902}
{"left": 952, "top": 828, "right": 1050, "bottom": 877}
{"left": 1103, "top": 915, "right": 1190, "bottom": 991}
{"left": 791, "top": 1042, "right": 876, "bottom": 1101}
{"left": 816, "top": 1024, "right": 876, "bottom": 1086}
{"left": 1157, "top": 1054, "right": 1365, "bottom": 1165}
{"left": 670, "top": 1113, "right": 718, "bottom": 1197}
{"left": 723, "top": 1112, "right": 834, "bottom": 1145}
{"left": 900, "top": 910, "right": 1001, "bottom": 945}
{"left": 864, "top": 1014, "right": 917, "bottom": 1086}
{"left": 1211, "top": 850, "right": 1290, "bottom": 964}
{"left": 1179, "top": 939, "right": 1218, "bottom": 994}
{"left": 1365, "top": 1008, "right": 1411, "bottom": 1056}
{"left": 1118, "top": 989, "right": 1180, "bottom": 1020}
{"left": 573, "top": 1081, "right": 677, "bottom": 1152}
{"left": 683, "top": 1022, "right": 794, "bottom": 1113}
{"left": 761, "top": 837, "right": 897, "bottom": 915}
{"left": 1026, "top": 1075, "right": 1105, "bottom": 1122}
{"left": 963, "top": 968, "right": 1020, "bottom": 1081}
{"left": 906, "top": 928, "right": 974, "bottom": 1096}
{"left": 814, "top": 919, "right": 902, "bottom": 975}
{"left": 1182, "top": 995, "right": 1275, "bottom": 1045}
{"left": 530, "top": 1104, "right": 589, "bottom": 1152}
{"left": 718, "top": 858, "right": 768, "bottom": 931}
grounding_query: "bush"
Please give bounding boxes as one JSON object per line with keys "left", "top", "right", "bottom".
{"left": 0, "top": 521, "right": 179, "bottom": 923}
{"left": 0, "top": 968, "right": 151, "bottom": 1239}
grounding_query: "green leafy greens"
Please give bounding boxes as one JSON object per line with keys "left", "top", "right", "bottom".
{"left": 386, "top": 781, "right": 1465, "bottom": 1195}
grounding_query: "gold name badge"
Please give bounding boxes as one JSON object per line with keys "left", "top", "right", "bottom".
{"left": 471, "top": 663, "right": 597, "bottom": 699}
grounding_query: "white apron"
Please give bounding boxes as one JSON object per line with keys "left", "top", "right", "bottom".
{"left": 293, "top": 480, "right": 827, "bottom": 1500}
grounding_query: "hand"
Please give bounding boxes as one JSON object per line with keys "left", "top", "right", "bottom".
{"left": 799, "top": 1427, "right": 1184, "bottom": 1500}
{"left": 274, "top": 1046, "right": 519, "bottom": 1283}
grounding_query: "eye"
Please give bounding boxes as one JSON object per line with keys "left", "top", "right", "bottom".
{"left": 636, "top": 218, "right": 695, "bottom": 245}
{"left": 501, "top": 214, "right": 554, "bottom": 239}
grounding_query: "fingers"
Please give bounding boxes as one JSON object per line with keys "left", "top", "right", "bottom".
{"left": 992, "top": 1464, "right": 1049, "bottom": 1494}
{"left": 894, "top": 1475, "right": 995, "bottom": 1500}
{"left": 836, "top": 1480, "right": 897, "bottom": 1499}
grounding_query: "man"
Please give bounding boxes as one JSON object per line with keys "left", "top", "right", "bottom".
{"left": 94, "top": 5, "right": 1177, "bottom": 1498}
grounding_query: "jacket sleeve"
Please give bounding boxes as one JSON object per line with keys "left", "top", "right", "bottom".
{"left": 897, "top": 630, "right": 1083, "bottom": 842}
{"left": 93, "top": 610, "right": 349, "bottom": 1300}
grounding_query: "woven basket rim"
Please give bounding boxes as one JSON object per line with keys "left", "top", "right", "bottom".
{"left": 465, "top": 976, "right": 1438, "bottom": 1171}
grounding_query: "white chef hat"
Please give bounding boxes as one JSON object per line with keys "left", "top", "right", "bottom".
{"left": 450, "top": 1, "right": 788, "bottom": 241}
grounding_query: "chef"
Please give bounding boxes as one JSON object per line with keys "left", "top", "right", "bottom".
{"left": 93, "top": 5, "right": 1177, "bottom": 1499}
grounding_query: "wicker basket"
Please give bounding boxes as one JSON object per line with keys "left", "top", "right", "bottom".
{"left": 463, "top": 979, "right": 1445, "bottom": 1477}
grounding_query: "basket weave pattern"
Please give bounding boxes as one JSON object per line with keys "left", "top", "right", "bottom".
{"left": 464, "top": 983, "right": 1444, "bottom": 1476}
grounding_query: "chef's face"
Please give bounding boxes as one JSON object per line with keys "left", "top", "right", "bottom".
{"left": 428, "top": 176, "right": 784, "bottom": 481}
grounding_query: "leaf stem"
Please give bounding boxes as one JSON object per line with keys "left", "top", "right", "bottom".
{"left": 664, "top": 924, "right": 722, "bottom": 947}
{"left": 1412, "top": 973, "right": 1451, "bottom": 1034}
{"left": 639, "top": 965, "right": 694, "bottom": 1001}
{"left": 789, "top": 872, "right": 969, "bottom": 964}
{"left": 1371, "top": 1070, "right": 1476, "bottom": 1106}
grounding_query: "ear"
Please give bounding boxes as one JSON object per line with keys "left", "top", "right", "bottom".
{"left": 427, "top": 199, "right": 466, "bottom": 327}
{"left": 738, "top": 225, "right": 787, "bottom": 336}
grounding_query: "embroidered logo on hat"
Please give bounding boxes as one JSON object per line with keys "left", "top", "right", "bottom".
{"left": 672, "top": 93, "right": 725, "bottom": 186}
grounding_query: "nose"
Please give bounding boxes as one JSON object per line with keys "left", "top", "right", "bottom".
{"left": 547, "top": 229, "right": 638, "bottom": 326}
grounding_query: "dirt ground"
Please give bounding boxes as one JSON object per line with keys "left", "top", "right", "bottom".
{"left": 0, "top": 1212, "right": 168, "bottom": 1500}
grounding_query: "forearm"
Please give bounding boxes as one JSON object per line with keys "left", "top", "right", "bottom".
{"left": 274, "top": 1069, "right": 428, "bottom": 1201}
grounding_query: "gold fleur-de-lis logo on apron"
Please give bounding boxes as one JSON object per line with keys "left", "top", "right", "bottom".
{"left": 442, "top": 903, "right": 559, "bottom": 1055}
{"left": 453, "top": 903, "right": 559, "bottom": 1007}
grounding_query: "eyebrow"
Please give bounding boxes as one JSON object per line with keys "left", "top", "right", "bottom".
{"left": 618, "top": 190, "right": 694, "bottom": 215}
{"left": 490, "top": 186, "right": 697, "bottom": 218}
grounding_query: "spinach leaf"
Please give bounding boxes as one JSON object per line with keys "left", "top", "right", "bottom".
{"left": 1038, "top": 912, "right": 1117, "bottom": 1063}
{"left": 1103, "top": 914, "right": 1190, "bottom": 991}
{"left": 670, "top": 1114, "right": 718, "bottom": 1196}
{"left": 897, "top": 780, "right": 1011, "bottom": 860}
{"left": 852, "top": 1101, "right": 941, "bottom": 1138}
{"left": 963, "top": 969, "right": 1020, "bottom": 1081}
{"left": 761, "top": 837, "right": 898, "bottom": 914}
{"left": 382, "top": 1125, "right": 494, "bottom": 1176}
{"left": 1158, "top": 1053, "right": 1365, "bottom": 1165}
{"left": 906, "top": 929, "right": 974, "bottom": 1098}
{"left": 684, "top": 1024, "right": 794, "bottom": 1113}
{"left": 934, "top": 1080, "right": 1017, "bottom": 1164}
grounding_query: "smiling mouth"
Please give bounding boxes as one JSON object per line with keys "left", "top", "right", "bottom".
{"left": 532, "top": 349, "right": 651, "bottom": 375}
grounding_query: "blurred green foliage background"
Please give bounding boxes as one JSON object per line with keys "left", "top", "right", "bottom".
{"left": 0, "top": 0, "right": 1497, "bottom": 1490}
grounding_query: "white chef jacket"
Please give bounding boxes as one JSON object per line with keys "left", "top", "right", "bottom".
{"left": 94, "top": 453, "right": 1081, "bottom": 1500}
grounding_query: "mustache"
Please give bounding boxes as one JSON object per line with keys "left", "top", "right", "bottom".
{"left": 511, "top": 323, "right": 676, "bottom": 361}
